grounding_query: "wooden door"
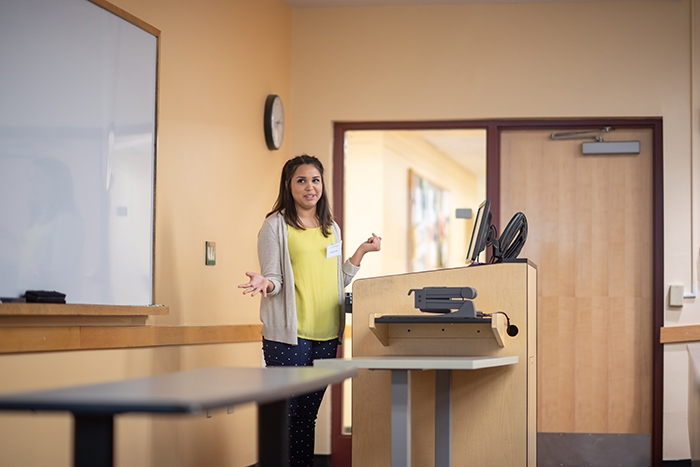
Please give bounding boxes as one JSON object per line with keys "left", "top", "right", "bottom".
{"left": 500, "top": 128, "right": 653, "bottom": 460}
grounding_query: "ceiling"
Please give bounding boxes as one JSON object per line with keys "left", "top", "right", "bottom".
{"left": 413, "top": 130, "right": 487, "bottom": 179}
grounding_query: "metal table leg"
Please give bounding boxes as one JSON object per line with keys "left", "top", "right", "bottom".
{"left": 391, "top": 369, "right": 410, "bottom": 467}
{"left": 258, "top": 399, "right": 289, "bottom": 467}
{"left": 435, "top": 370, "right": 452, "bottom": 467}
{"left": 73, "top": 413, "right": 114, "bottom": 467}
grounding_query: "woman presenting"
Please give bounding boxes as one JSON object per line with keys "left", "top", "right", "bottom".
{"left": 239, "top": 154, "right": 381, "bottom": 467}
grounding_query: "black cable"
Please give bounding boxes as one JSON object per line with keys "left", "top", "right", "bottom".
{"left": 484, "top": 311, "right": 519, "bottom": 337}
{"left": 486, "top": 223, "right": 500, "bottom": 262}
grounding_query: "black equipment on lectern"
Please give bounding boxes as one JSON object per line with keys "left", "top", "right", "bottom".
{"left": 374, "top": 286, "right": 487, "bottom": 324}
{"left": 374, "top": 286, "right": 517, "bottom": 337}
{"left": 408, "top": 286, "right": 481, "bottom": 319}
{"left": 466, "top": 199, "right": 528, "bottom": 265}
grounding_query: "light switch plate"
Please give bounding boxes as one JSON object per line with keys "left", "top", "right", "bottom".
{"left": 669, "top": 285, "right": 684, "bottom": 307}
{"left": 205, "top": 241, "right": 216, "bottom": 266}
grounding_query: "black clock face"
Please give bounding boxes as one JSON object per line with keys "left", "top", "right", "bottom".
{"left": 264, "top": 94, "right": 284, "bottom": 150}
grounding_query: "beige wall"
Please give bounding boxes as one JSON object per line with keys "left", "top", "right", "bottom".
{"left": 0, "top": 0, "right": 292, "bottom": 466}
{"left": 290, "top": 0, "right": 697, "bottom": 460}
{"left": 3, "top": 0, "right": 700, "bottom": 464}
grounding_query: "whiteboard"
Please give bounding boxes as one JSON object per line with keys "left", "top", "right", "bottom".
{"left": 0, "top": 0, "right": 158, "bottom": 305}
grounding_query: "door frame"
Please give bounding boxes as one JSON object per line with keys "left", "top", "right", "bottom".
{"left": 331, "top": 117, "right": 663, "bottom": 467}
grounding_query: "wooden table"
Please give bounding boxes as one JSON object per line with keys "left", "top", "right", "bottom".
{"left": 314, "top": 356, "right": 518, "bottom": 467}
{"left": 0, "top": 366, "right": 357, "bottom": 467}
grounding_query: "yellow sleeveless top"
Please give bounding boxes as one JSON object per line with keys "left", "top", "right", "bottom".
{"left": 288, "top": 226, "right": 339, "bottom": 340}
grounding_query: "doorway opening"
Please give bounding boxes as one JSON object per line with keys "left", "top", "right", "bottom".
{"left": 341, "top": 128, "right": 487, "bottom": 435}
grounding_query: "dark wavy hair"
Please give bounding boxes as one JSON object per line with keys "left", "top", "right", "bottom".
{"left": 267, "top": 154, "right": 333, "bottom": 236}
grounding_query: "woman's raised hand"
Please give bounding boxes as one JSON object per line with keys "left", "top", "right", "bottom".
{"left": 362, "top": 233, "right": 382, "bottom": 253}
{"left": 349, "top": 233, "right": 382, "bottom": 267}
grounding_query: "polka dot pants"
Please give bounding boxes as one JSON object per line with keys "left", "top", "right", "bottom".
{"left": 263, "top": 337, "right": 339, "bottom": 467}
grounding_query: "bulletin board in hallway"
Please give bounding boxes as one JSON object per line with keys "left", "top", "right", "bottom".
{"left": 0, "top": 0, "right": 159, "bottom": 305}
{"left": 500, "top": 127, "right": 653, "bottom": 435}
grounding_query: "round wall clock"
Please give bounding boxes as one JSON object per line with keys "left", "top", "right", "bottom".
{"left": 264, "top": 94, "right": 284, "bottom": 150}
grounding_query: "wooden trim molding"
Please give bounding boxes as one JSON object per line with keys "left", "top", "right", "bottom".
{"left": 0, "top": 303, "right": 168, "bottom": 316}
{"left": 0, "top": 324, "right": 263, "bottom": 354}
{"left": 0, "top": 303, "right": 169, "bottom": 327}
{"left": 660, "top": 325, "right": 700, "bottom": 344}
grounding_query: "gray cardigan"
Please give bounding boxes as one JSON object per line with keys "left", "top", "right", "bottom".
{"left": 258, "top": 212, "right": 360, "bottom": 346}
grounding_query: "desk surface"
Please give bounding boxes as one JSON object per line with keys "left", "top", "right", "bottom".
{"left": 0, "top": 366, "right": 357, "bottom": 415}
{"left": 314, "top": 355, "right": 518, "bottom": 370}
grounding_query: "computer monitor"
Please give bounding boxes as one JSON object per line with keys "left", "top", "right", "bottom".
{"left": 466, "top": 199, "right": 492, "bottom": 265}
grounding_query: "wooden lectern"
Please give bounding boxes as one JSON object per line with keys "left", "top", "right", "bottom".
{"left": 351, "top": 261, "right": 537, "bottom": 467}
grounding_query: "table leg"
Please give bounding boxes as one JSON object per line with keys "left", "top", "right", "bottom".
{"left": 391, "top": 369, "right": 410, "bottom": 467}
{"left": 258, "top": 399, "right": 289, "bottom": 467}
{"left": 435, "top": 370, "right": 452, "bottom": 467}
{"left": 73, "top": 413, "right": 114, "bottom": 467}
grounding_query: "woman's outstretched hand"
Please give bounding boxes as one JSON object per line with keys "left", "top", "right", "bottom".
{"left": 238, "top": 271, "right": 272, "bottom": 298}
{"left": 349, "top": 233, "right": 382, "bottom": 266}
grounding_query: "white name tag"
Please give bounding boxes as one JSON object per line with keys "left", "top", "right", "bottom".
{"left": 326, "top": 242, "right": 342, "bottom": 258}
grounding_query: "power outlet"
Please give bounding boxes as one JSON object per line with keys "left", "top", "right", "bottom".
{"left": 205, "top": 241, "right": 216, "bottom": 266}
